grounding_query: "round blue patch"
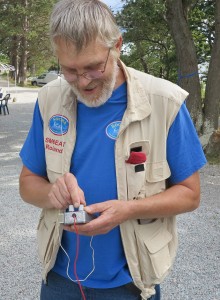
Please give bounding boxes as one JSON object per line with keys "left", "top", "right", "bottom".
{"left": 49, "top": 114, "right": 69, "bottom": 136}
{"left": 106, "top": 121, "right": 121, "bottom": 140}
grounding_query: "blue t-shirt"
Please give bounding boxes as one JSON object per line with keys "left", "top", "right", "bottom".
{"left": 20, "top": 82, "right": 206, "bottom": 288}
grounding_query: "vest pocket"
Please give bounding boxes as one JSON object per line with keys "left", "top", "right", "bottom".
{"left": 140, "top": 161, "right": 171, "bottom": 198}
{"left": 37, "top": 211, "right": 56, "bottom": 264}
{"left": 135, "top": 219, "right": 172, "bottom": 281}
{"left": 125, "top": 141, "right": 150, "bottom": 200}
{"left": 126, "top": 163, "right": 146, "bottom": 199}
{"left": 146, "top": 161, "right": 171, "bottom": 183}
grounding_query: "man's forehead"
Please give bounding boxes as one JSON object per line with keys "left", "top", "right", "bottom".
{"left": 54, "top": 38, "right": 106, "bottom": 56}
{"left": 56, "top": 39, "right": 109, "bottom": 69}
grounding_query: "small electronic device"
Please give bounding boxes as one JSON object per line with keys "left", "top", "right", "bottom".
{"left": 59, "top": 205, "right": 95, "bottom": 225}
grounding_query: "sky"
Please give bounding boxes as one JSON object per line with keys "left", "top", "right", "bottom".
{"left": 102, "top": 0, "right": 123, "bottom": 12}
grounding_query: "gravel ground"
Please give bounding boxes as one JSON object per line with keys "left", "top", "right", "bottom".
{"left": 0, "top": 86, "right": 219, "bottom": 300}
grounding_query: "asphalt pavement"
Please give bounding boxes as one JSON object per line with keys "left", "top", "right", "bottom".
{"left": 0, "top": 84, "right": 219, "bottom": 300}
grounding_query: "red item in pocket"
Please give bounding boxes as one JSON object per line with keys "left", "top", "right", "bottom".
{"left": 126, "top": 151, "right": 147, "bottom": 164}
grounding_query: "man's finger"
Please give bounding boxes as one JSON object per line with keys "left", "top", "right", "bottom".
{"left": 64, "top": 173, "right": 85, "bottom": 207}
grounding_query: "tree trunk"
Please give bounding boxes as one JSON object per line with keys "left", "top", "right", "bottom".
{"left": 165, "top": 0, "right": 202, "bottom": 131}
{"left": 10, "top": 35, "right": 19, "bottom": 81}
{"left": 203, "top": 0, "right": 220, "bottom": 136}
{"left": 18, "top": 35, "right": 28, "bottom": 86}
{"left": 204, "top": 129, "right": 220, "bottom": 163}
{"left": 17, "top": 0, "right": 29, "bottom": 86}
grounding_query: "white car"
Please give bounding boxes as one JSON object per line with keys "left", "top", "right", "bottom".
{"left": 31, "top": 72, "right": 59, "bottom": 86}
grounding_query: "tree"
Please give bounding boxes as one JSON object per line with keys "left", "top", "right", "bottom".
{"left": 0, "top": 0, "right": 57, "bottom": 85}
{"left": 189, "top": 0, "right": 215, "bottom": 65}
{"left": 27, "top": 0, "right": 58, "bottom": 74}
{"left": 164, "top": 0, "right": 203, "bottom": 130}
{"left": 117, "top": 0, "right": 219, "bottom": 138}
{"left": 0, "top": 0, "right": 30, "bottom": 85}
{"left": 203, "top": 0, "right": 220, "bottom": 135}
{"left": 117, "top": 0, "right": 177, "bottom": 82}
{"left": 17, "top": 0, "right": 29, "bottom": 85}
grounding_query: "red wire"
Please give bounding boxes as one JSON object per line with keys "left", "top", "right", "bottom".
{"left": 73, "top": 216, "right": 86, "bottom": 300}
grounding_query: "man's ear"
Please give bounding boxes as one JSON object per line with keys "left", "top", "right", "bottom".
{"left": 115, "top": 36, "right": 123, "bottom": 57}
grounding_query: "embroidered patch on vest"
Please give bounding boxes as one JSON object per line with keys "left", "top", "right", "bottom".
{"left": 106, "top": 121, "right": 121, "bottom": 140}
{"left": 49, "top": 114, "right": 69, "bottom": 136}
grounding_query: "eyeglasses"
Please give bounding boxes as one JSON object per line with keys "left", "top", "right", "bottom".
{"left": 61, "top": 48, "right": 111, "bottom": 82}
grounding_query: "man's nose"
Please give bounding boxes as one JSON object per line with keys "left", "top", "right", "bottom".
{"left": 76, "top": 75, "right": 92, "bottom": 87}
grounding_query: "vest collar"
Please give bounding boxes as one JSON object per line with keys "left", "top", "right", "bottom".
{"left": 59, "top": 79, "right": 77, "bottom": 109}
{"left": 118, "top": 60, "right": 152, "bottom": 132}
{"left": 59, "top": 61, "right": 152, "bottom": 125}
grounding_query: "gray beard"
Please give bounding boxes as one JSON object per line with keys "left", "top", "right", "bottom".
{"left": 70, "top": 61, "right": 118, "bottom": 108}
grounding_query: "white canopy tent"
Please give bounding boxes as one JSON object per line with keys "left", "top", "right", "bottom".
{"left": 0, "top": 63, "right": 16, "bottom": 91}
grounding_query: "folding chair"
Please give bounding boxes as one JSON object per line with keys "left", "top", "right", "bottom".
{"left": 0, "top": 94, "right": 10, "bottom": 115}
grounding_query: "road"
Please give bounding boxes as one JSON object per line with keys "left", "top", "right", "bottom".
{"left": 0, "top": 85, "right": 219, "bottom": 300}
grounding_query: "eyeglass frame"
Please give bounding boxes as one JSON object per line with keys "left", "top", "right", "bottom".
{"left": 60, "top": 48, "right": 111, "bottom": 82}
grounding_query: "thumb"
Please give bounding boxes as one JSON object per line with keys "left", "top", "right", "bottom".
{"left": 84, "top": 203, "right": 106, "bottom": 214}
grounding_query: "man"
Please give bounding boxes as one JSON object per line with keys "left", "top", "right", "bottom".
{"left": 19, "top": 1, "right": 206, "bottom": 299}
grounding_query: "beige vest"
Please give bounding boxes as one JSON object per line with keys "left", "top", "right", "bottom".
{"left": 37, "top": 61, "right": 188, "bottom": 299}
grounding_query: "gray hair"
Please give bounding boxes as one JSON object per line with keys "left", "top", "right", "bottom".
{"left": 49, "top": 0, "right": 121, "bottom": 51}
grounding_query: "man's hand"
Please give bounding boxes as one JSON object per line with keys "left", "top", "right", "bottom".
{"left": 64, "top": 200, "right": 130, "bottom": 235}
{"left": 63, "top": 171, "right": 201, "bottom": 235}
{"left": 19, "top": 166, "right": 85, "bottom": 209}
{"left": 48, "top": 172, "right": 86, "bottom": 209}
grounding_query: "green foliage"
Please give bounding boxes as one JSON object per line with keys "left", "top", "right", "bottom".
{"left": 189, "top": 0, "right": 215, "bottom": 65}
{"left": 0, "top": 0, "right": 57, "bottom": 77}
{"left": 26, "top": 0, "right": 58, "bottom": 74}
{"left": 0, "top": 0, "right": 215, "bottom": 85}
{"left": 0, "top": 53, "right": 9, "bottom": 64}
{"left": 116, "top": 0, "right": 214, "bottom": 84}
{"left": 117, "top": 0, "right": 177, "bottom": 81}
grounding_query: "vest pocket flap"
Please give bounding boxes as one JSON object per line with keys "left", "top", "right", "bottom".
{"left": 144, "top": 228, "right": 172, "bottom": 254}
{"left": 146, "top": 161, "right": 171, "bottom": 183}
